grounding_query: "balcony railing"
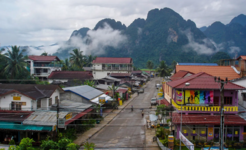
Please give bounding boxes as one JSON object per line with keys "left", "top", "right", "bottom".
{"left": 172, "top": 99, "right": 238, "bottom": 113}
{"left": 96, "top": 67, "right": 132, "bottom": 71}
{"left": 34, "top": 64, "right": 62, "bottom": 67}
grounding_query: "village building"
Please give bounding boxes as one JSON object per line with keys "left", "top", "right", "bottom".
{"left": 163, "top": 72, "right": 246, "bottom": 142}
{"left": 48, "top": 71, "right": 93, "bottom": 87}
{"left": 0, "top": 84, "right": 63, "bottom": 111}
{"left": 25, "top": 56, "right": 62, "bottom": 80}
{"left": 92, "top": 57, "right": 133, "bottom": 79}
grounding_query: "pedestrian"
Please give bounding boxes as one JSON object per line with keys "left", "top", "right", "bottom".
{"left": 142, "top": 110, "right": 144, "bottom": 118}
{"left": 137, "top": 91, "right": 139, "bottom": 96}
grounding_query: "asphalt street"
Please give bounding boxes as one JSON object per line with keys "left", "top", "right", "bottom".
{"left": 88, "top": 78, "right": 160, "bottom": 150}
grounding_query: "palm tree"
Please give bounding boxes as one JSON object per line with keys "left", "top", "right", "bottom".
{"left": 61, "top": 58, "right": 71, "bottom": 71}
{"left": 3, "top": 46, "right": 28, "bottom": 78}
{"left": 40, "top": 52, "right": 48, "bottom": 56}
{"left": 84, "top": 55, "right": 97, "bottom": 67}
{"left": 69, "top": 48, "right": 84, "bottom": 70}
{"left": 156, "top": 61, "right": 170, "bottom": 77}
{"left": 146, "top": 60, "right": 154, "bottom": 69}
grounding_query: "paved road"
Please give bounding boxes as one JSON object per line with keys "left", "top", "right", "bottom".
{"left": 88, "top": 78, "right": 160, "bottom": 150}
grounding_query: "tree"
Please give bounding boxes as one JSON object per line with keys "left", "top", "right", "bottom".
{"left": 83, "top": 80, "right": 95, "bottom": 88}
{"left": 70, "top": 48, "right": 84, "bottom": 70}
{"left": 171, "top": 60, "right": 177, "bottom": 69}
{"left": 61, "top": 58, "right": 71, "bottom": 71}
{"left": 40, "top": 51, "right": 48, "bottom": 56}
{"left": 156, "top": 61, "right": 170, "bottom": 77}
{"left": 146, "top": 60, "right": 154, "bottom": 69}
{"left": 84, "top": 55, "right": 97, "bottom": 67}
{"left": 2, "top": 46, "right": 29, "bottom": 79}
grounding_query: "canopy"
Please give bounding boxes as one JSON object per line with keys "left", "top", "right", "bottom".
{"left": 0, "top": 122, "right": 52, "bottom": 132}
{"left": 90, "top": 94, "right": 113, "bottom": 105}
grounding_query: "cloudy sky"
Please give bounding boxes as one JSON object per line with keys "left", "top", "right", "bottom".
{"left": 1, "top": 0, "right": 245, "bottom": 46}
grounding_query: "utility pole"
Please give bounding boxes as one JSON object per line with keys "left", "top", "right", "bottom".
{"left": 214, "top": 77, "right": 228, "bottom": 150}
{"left": 56, "top": 99, "right": 59, "bottom": 142}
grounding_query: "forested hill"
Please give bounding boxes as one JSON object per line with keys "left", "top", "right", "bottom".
{"left": 54, "top": 7, "right": 241, "bottom": 68}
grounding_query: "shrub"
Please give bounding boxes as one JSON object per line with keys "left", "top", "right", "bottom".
{"left": 41, "top": 139, "right": 58, "bottom": 150}
{"left": 9, "top": 139, "right": 15, "bottom": 145}
{"left": 19, "top": 137, "right": 35, "bottom": 150}
{"left": 58, "top": 138, "right": 72, "bottom": 150}
{"left": 67, "top": 143, "right": 80, "bottom": 150}
{"left": 83, "top": 142, "right": 95, "bottom": 150}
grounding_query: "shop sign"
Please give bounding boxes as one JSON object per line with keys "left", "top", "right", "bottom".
{"left": 58, "top": 118, "right": 65, "bottom": 128}
{"left": 208, "top": 127, "right": 213, "bottom": 137}
{"left": 13, "top": 96, "right": 21, "bottom": 100}
{"left": 99, "top": 97, "right": 105, "bottom": 104}
{"left": 179, "top": 131, "right": 194, "bottom": 150}
{"left": 65, "top": 113, "right": 72, "bottom": 120}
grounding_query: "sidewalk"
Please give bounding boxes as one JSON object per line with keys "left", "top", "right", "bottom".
{"left": 145, "top": 127, "right": 160, "bottom": 150}
{"left": 73, "top": 93, "right": 138, "bottom": 146}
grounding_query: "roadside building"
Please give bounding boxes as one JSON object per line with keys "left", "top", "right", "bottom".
{"left": 170, "top": 70, "right": 194, "bottom": 81}
{"left": 177, "top": 63, "right": 218, "bottom": 66}
{"left": 164, "top": 72, "right": 246, "bottom": 142}
{"left": 232, "top": 77, "right": 246, "bottom": 108}
{"left": 110, "top": 73, "right": 132, "bottom": 80}
{"left": 92, "top": 57, "right": 133, "bottom": 79}
{"left": 175, "top": 65, "right": 240, "bottom": 80}
{"left": 48, "top": 71, "right": 93, "bottom": 87}
{"left": 96, "top": 76, "right": 121, "bottom": 86}
{"left": 0, "top": 84, "right": 63, "bottom": 111}
{"left": 25, "top": 56, "right": 62, "bottom": 80}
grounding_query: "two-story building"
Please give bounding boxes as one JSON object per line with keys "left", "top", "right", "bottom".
{"left": 164, "top": 72, "right": 246, "bottom": 142}
{"left": 25, "top": 56, "right": 62, "bottom": 80}
{"left": 92, "top": 57, "right": 133, "bottom": 79}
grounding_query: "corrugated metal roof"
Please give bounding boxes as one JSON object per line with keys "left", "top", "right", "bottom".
{"left": 178, "top": 63, "right": 218, "bottom": 66}
{"left": 110, "top": 73, "right": 131, "bottom": 77}
{"left": 63, "top": 85, "right": 103, "bottom": 100}
{"left": 172, "top": 113, "right": 246, "bottom": 125}
{"left": 23, "top": 111, "right": 69, "bottom": 126}
{"left": 102, "top": 76, "right": 121, "bottom": 82}
{"left": 59, "top": 100, "right": 92, "bottom": 112}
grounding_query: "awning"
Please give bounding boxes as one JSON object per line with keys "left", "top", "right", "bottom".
{"left": 90, "top": 94, "right": 113, "bottom": 104}
{"left": 65, "top": 108, "right": 93, "bottom": 125}
{"left": 0, "top": 122, "right": 52, "bottom": 131}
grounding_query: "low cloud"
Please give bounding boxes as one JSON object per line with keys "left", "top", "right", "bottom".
{"left": 182, "top": 29, "right": 223, "bottom": 55}
{"left": 59, "top": 23, "right": 128, "bottom": 56}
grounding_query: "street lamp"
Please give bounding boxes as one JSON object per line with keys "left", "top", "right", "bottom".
{"left": 180, "top": 82, "right": 190, "bottom": 150}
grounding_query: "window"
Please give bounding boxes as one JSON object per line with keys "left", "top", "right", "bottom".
{"left": 224, "top": 97, "right": 232, "bottom": 105}
{"left": 55, "top": 96, "right": 58, "bottom": 104}
{"left": 37, "top": 100, "right": 41, "bottom": 108}
{"left": 49, "top": 98, "right": 52, "bottom": 106}
{"left": 11, "top": 102, "right": 22, "bottom": 110}
{"left": 43, "top": 69, "right": 48, "bottom": 73}
{"left": 242, "top": 93, "right": 246, "bottom": 101}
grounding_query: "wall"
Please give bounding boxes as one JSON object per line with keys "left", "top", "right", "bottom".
{"left": 0, "top": 93, "right": 33, "bottom": 111}
{"left": 48, "top": 79, "right": 68, "bottom": 84}
{"left": 174, "top": 90, "right": 238, "bottom": 106}
{"left": 61, "top": 92, "right": 90, "bottom": 103}
{"left": 232, "top": 79, "right": 246, "bottom": 107}
{"left": 93, "top": 70, "right": 130, "bottom": 79}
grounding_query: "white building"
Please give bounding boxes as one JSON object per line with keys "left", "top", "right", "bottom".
{"left": 232, "top": 78, "right": 246, "bottom": 108}
{"left": 25, "top": 56, "right": 62, "bottom": 80}
{"left": 0, "top": 84, "right": 63, "bottom": 111}
{"left": 92, "top": 57, "right": 133, "bottom": 79}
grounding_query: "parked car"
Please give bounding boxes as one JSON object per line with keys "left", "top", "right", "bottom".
{"left": 139, "top": 88, "right": 144, "bottom": 93}
{"left": 151, "top": 97, "right": 157, "bottom": 105}
{"left": 156, "top": 84, "right": 161, "bottom": 89}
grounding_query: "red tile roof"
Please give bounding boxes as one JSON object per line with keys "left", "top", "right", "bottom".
{"left": 110, "top": 73, "right": 131, "bottom": 77}
{"left": 92, "top": 57, "right": 132, "bottom": 64}
{"left": 167, "top": 72, "right": 245, "bottom": 90}
{"left": 176, "top": 65, "right": 240, "bottom": 80}
{"left": 48, "top": 71, "right": 93, "bottom": 80}
{"left": 116, "top": 89, "right": 128, "bottom": 93}
{"left": 170, "top": 70, "right": 194, "bottom": 81}
{"left": 236, "top": 55, "right": 246, "bottom": 60}
{"left": 28, "top": 56, "right": 60, "bottom": 61}
{"left": 172, "top": 113, "right": 246, "bottom": 125}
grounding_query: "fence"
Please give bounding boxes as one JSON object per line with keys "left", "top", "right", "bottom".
{"left": 157, "top": 137, "right": 170, "bottom": 150}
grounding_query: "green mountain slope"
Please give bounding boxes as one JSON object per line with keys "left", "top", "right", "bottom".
{"left": 55, "top": 7, "right": 237, "bottom": 68}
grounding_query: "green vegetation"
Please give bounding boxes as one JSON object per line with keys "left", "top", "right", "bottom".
{"left": 83, "top": 142, "right": 95, "bottom": 150}
{"left": 146, "top": 60, "right": 154, "bottom": 69}
{"left": 156, "top": 61, "right": 171, "bottom": 77}
{"left": 83, "top": 80, "right": 96, "bottom": 88}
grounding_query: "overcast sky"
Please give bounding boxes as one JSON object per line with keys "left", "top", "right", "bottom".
{"left": 1, "top": 0, "right": 245, "bottom": 46}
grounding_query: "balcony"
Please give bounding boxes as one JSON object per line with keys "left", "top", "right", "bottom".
{"left": 172, "top": 99, "right": 238, "bottom": 113}
{"left": 96, "top": 67, "right": 132, "bottom": 71}
{"left": 34, "top": 64, "right": 62, "bottom": 67}
{"left": 33, "top": 73, "right": 50, "bottom": 76}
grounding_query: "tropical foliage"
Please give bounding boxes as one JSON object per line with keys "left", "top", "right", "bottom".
{"left": 146, "top": 60, "right": 154, "bottom": 69}
{"left": 69, "top": 48, "right": 85, "bottom": 70}
{"left": 83, "top": 142, "right": 95, "bottom": 150}
{"left": 156, "top": 61, "right": 170, "bottom": 77}
{"left": 83, "top": 80, "right": 96, "bottom": 88}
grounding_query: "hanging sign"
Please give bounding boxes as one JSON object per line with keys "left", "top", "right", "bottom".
{"left": 179, "top": 131, "right": 194, "bottom": 150}
{"left": 99, "top": 97, "right": 105, "bottom": 104}
{"left": 208, "top": 127, "right": 213, "bottom": 137}
{"left": 58, "top": 118, "right": 65, "bottom": 128}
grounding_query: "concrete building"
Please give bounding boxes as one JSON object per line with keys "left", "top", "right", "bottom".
{"left": 25, "top": 56, "right": 62, "bottom": 80}
{"left": 92, "top": 57, "right": 133, "bottom": 79}
{"left": 0, "top": 84, "right": 63, "bottom": 111}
